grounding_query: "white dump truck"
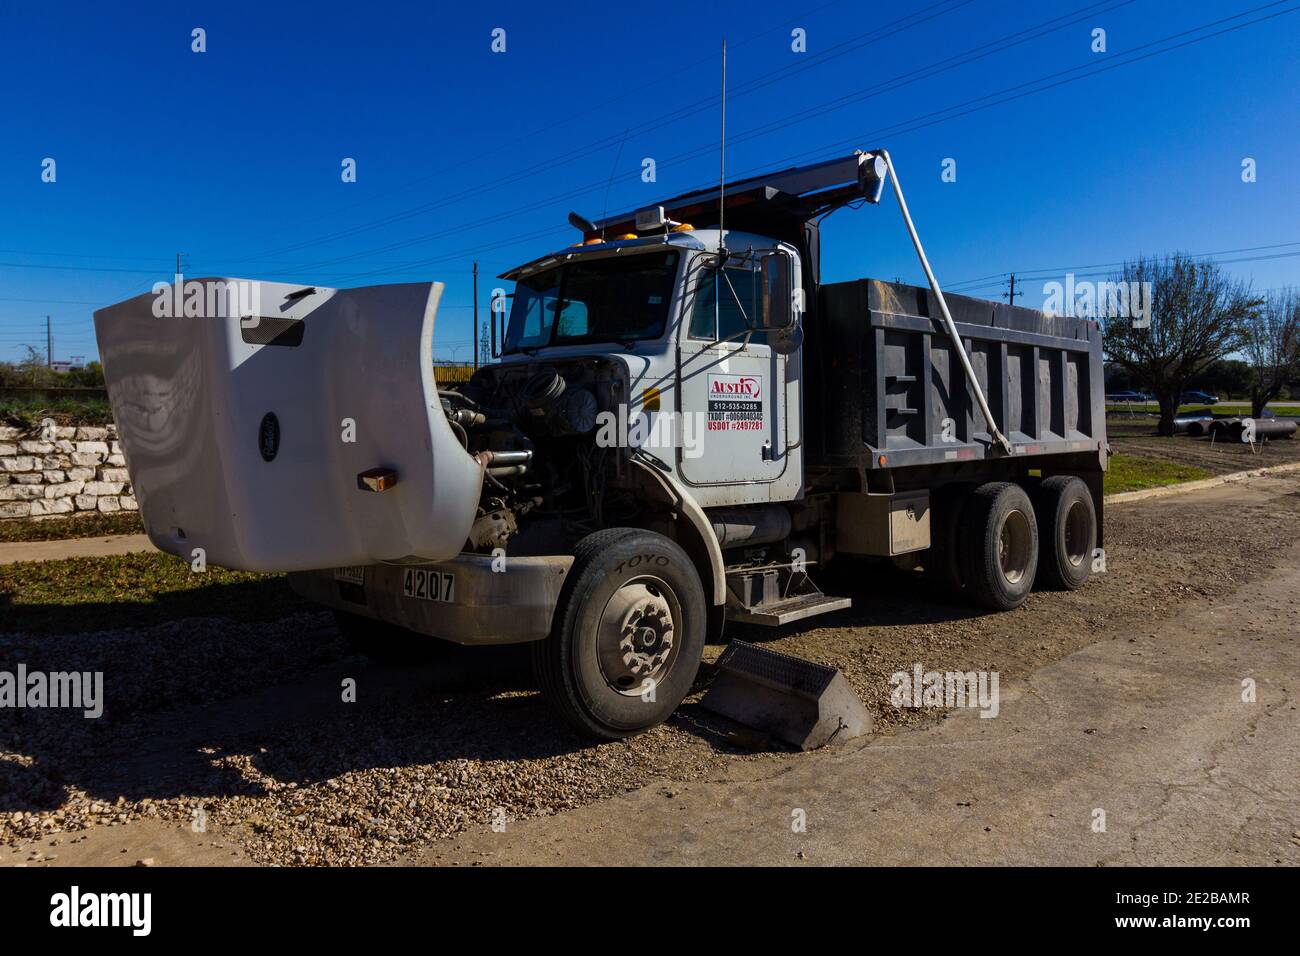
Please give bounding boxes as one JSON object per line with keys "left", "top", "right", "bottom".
{"left": 94, "top": 150, "right": 1106, "bottom": 739}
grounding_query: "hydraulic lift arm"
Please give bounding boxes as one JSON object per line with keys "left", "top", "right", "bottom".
{"left": 872, "top": 149, "right": 1013, "bottom": 455}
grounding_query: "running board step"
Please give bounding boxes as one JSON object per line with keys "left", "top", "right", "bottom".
{"left": 724, "top": 563, "right": 851, "bottom": 626}
{"left": 727, "top": 592, "right": 852, "bottom": 626}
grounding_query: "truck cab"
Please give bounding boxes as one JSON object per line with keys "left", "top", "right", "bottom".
{"left": 490, "top": 227, "right": 805, "bottom": 507}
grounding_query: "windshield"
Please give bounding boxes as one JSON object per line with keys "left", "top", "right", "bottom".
{"left": 504, "top": 250, "right": 680, "bottom": 353}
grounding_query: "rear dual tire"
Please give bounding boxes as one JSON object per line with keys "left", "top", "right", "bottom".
{"left": 939, "top": 476, "right": 1096, "bottom": 610}
{"left": 959, "top": 482, "right": 1040, "bottom": 611}
{"left": 926, "top": 483, "right": 973, "bottom": 596}
{"left": 1034, "top": 476, "right": 1097, "bottom": 590}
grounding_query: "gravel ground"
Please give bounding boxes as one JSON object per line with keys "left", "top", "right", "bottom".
{"left": 3, "top": 472, "right": 1299, "bottom": 866}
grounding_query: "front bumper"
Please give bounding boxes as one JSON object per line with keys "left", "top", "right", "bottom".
{"left": 288, "top": 553, "right": 573, "bottom": 645}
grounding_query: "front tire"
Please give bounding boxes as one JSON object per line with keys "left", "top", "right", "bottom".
{"left": 959, "top": 482, "right": 1039, "bottom": 611}
{"left": 532, "top": 528, "right": 706, "bottom": 739}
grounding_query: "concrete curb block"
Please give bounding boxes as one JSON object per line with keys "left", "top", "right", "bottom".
{"left": 0, "top": 532, "right": 155, "bottom": 566}
{"left": 1105, "top": 460, "right": 1300, "bottom": 505}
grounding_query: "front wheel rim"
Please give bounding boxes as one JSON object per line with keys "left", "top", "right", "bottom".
{"left": 595, "top": 576, "right": 681, "bottom": 697}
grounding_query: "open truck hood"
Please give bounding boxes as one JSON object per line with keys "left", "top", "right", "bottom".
{"left": 93, "top": 279, "right": 484, "bottom": 572}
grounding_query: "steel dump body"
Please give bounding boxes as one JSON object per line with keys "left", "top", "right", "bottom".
{"left": 810, "top": 278, "right": 1107, "bottom": 473}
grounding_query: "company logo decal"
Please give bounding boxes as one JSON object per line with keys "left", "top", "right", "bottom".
{"left": 706, "top": 374, "right": 763, "bottom": 431}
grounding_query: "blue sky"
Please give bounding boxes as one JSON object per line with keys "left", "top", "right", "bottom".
{"left": 1, "top": 0, "right": 1297, "bottom": 363}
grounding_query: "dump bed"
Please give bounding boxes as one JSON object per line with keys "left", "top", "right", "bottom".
{"left": 812, "top": 279, "right": 1107, "bottom": 471}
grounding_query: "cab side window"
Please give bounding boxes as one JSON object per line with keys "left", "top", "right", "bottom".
{"left": 688, "top": 265, "right": 761, "bottom": 341}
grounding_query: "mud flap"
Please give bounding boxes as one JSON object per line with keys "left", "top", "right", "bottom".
{"left": 93, "top": 278, "right": 483, "bottom": 571}
{"left": 701, "top": 640, "right": 871, "bottom": 750}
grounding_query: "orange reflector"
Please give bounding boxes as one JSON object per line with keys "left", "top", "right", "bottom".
{"left": 357, "top": 467, "right": 398, "bottom": 492}
{"left": 615, "top": 233, "right": 638, "bottom": 240}
{"left": 671, "top": 223, "right": 695, "bottom": 232}
{"left": 642, "top": 386, "right": 661, "bottom": 411}
{"left": 581, "top": 238, "right": 605, "bottom": 245}
{"left": 878, "top": 455, "right": 888, "bottom": 466}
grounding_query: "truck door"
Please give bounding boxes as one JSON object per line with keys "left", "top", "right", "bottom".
{"left": 675, "top": 254, "right": 795, "bottom": 501}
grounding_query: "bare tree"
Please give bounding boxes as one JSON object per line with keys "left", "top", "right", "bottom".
{"left": 1102, "top": 255, "right": 1261, "bottom": 435}
{"left": 17, "top": 345, "right": 50, "bottom": 388}
{"left": 1243, "top": 288, "right": 1300, "bottom": 418}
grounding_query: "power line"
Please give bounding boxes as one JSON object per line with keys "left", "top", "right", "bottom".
{"left": 941, "top": 241, "right": 1300, "bottom": 294}
{"left": 335, "top": 0, "right": 1297, "bottom": 285}
{"left": 707, "top": 0, "right": 1300, "bottom": 185}
{"left": 228, "top": 0, "right": 972, "bottom": 265}
{"left": 225, "top": 0, "right": 861, "bottom": 257}
{"left": 0, "top": 0, "right": 1213, "bottom": 285}
{"left": 2, "top": 1, "right": 1293, "bottom": 302}
{"left": 263, "top": 1, "right": 1137, "bottom": 280}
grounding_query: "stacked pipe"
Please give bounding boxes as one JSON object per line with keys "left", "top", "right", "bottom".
{"left": 1176, "top": 416, "right": 1212, "bottom": 436}
{"left": 1228, "top": 418, "right": 1297, "bottom": 442}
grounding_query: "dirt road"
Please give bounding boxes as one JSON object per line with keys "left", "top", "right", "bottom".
{"left": 3, "top": 473, "right": 1299, "bottom": 867}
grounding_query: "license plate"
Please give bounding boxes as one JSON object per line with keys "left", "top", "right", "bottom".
{"left": 333, "top": 566, "right": 366, "bottom": 585}
{"left": 402, "top": 568, "right": 455, "bottom": 603}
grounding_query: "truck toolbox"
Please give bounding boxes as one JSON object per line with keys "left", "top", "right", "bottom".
{"left": 93, "top": 279, "right": 484, "bottom": 571}
{"left": 836, "top": 490, "right": 931, "bottom": 556}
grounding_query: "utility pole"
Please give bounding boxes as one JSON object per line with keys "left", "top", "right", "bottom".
{"left": 176, "top": 252, "right": 188, "bottom": 281}
{"left": 46, "top": 315, "right": 52, "bottom": 368}
{"left": 472, "top": 261, "right": 479, "bottom": 370}
{"left": 1003, "top": 274, "right": 1022, "bottom": 305}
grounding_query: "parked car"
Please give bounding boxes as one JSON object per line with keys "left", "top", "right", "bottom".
{"left": 1180, "top": 390, "right": 1219, "bottom": 405}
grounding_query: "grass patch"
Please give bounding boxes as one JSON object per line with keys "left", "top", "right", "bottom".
{"left": 1104, "top": 454, "right": 1212, "bottom": 496}
{"left": 0, "top": 551, "right": 310, "bottom": 634}
{"left": 0, "top": 397, "right": 114, "bottom": 427}
{"left": 0, "top": 511, "right": 145, "bottom": 543}
{"left": 1105, "top": 403, "right": 1269, "bottom": 418}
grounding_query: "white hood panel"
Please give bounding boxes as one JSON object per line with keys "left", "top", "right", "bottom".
{"left": 93, "top": 279, "right": 483, "bottom": 571}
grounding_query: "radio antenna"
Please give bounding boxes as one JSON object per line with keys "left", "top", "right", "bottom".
{"left": 718, "top": 38, "right": 727, "bottom": 259}
{"left": 599, "top": 127, "right": 629, "bottom": 242}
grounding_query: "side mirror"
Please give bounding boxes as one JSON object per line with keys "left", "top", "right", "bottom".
{"left": 759, "top": 252, "right": 794, "bottom": 331}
